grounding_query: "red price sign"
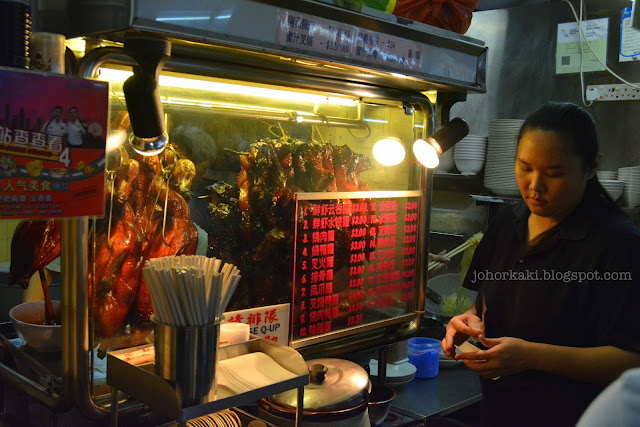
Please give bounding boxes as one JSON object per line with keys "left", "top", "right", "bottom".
{"left": 293, "top": 191, "right": 422, "bottom": 343}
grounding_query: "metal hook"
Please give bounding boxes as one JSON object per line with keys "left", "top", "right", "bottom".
{"left": 105, "top": 169, "right": 116, "bottom": 249}
{"left": 161, "top": 174, "right": 171, "bottom": 247}
{"left": 144, "top": 156, "right": 174, "bottom": 247}
{"left": 105, "top": 146, "right": 125, "bottom": 249}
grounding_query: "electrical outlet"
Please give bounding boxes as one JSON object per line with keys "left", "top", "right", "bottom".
{"left": 586, "top": 84, "right": 640, "bottom": 101}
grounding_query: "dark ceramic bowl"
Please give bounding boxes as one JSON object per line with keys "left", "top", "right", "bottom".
{"left": 368, "top": 383, "right": 396, "bottom": 426}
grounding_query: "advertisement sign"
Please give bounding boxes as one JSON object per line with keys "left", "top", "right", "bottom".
{"left": 620, "top": 7, "right": 640, "bottom": 62}
{"left": 556, "top": 18, "right": 608, "bottom": 74}
{"left": 0, "top": 67, "right": 109, "bottom": 219}
{"left": 224, "top": 303, "right": 290, "bottom": 344}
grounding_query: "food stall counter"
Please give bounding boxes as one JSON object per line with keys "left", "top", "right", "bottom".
{"left": 390, "top": 366, "right": 482, "bottom": 422}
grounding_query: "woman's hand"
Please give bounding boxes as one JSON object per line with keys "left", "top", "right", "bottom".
{"left": 455, "top": 334, "right": 533, "bottom": 379}
{"left": 441, "top": 311, "right": 484, "bottom": 358}
{"left": 428, "top": 250, "right": 450, "bottom": 274}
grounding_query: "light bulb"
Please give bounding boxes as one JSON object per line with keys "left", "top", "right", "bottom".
{"left": 413, "top": 139, "right": 440, "bottom": 168}
{"left": 372, "top": 138, "right": 405, "bottom": 166}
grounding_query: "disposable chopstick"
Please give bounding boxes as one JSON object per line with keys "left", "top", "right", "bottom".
{"left": 183, "top": 269, "right": 199, "bottom": 325}
{"left": 211, "top": 272, "right": 223, "bottom": 321}
{"left": 151, "top": 268, "right": 177, "bottom": 325}
{"left": 162, "top": 269, "right": 186, "bottom": 327}
{"left": 198, "top": 271, "right": 207, "bottom": 325}
{"left": 143, "top": 268, "right": 169, "bottom": 324}
{"left": 219, "top": 273, "right": 241, "bottom": 317}
{"left": 143, "top": 255, "right": 241, "bottom": 327}
{"left": 192, "top": 269, "right": 205, "bottom": 326}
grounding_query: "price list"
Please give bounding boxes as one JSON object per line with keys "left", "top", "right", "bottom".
{"left": 292, "top": 191, "right": 421, "bottom": 343}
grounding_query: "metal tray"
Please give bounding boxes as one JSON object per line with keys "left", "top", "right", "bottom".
{"left": 107, "top": 337, "right": 309, "bottom": 426}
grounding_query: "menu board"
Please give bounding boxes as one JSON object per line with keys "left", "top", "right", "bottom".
{"left": 0, "top": 67, "right": 108, "bottom": 219}
{"left": 277, "top": 10, "right": 423, "bottom": 72}
{"left": 292, "top": 190, "right": 422, "bottom": 344}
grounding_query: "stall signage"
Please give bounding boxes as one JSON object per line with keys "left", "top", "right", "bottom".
{"left": 292, "top": 191, "right": 421, "bottom": 343}
{"left": 277, "top": 10, "right": 422, "bottom": 72}
{"left": 224, "top": 303, "right": 289, "bottom": 344}
{"left": 0, "top": 67, "right": 108, "bottom": 219}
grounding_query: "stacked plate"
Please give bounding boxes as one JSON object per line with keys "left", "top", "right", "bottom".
{"left": 369, "top": 358, "right": 416, "bottom": 387}
{"left": 618, "top": 167, "right": 640, "bottom": 206}
{"left": 186, "top": 409, "right": 241, "bottom": 426}
{"left": 483, "top": 119, "right": 524, "bottom": 197}
{"left": 453, "top": 134, "right": 487, "bottom": 175}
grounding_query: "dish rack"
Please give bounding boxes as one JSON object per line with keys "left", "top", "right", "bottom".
{"left": 107, "top": 337, "right": 309, "bottom": 427}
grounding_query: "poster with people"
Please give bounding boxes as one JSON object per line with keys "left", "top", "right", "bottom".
{"left": 0, "top": 67, "right": 109, "bottom": 219}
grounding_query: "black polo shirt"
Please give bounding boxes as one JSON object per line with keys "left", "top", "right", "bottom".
{"left": 462, "top": 188, "right": 640, "bottom": 426}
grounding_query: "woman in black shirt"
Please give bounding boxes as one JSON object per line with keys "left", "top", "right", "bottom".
{"left": 441, "top": 102, "right": 640, "bottom": 426}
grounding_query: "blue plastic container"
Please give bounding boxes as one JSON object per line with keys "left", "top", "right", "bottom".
{"left": 408, "top": 337, "right": 440, "bottom": 379}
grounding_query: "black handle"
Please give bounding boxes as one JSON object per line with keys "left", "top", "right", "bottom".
{"left": 309, "top": 364, "right": 328, "bottom": 384}
{"left": 426, "top": 285, "right": 442, "bottom": 304}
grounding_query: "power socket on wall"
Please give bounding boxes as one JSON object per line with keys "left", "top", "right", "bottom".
{"left": 586, "top": 84, "right": 640, "bottom": 101}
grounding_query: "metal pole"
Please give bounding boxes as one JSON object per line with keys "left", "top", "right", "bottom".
{"left": 61, "top": 218, "right": 108, "bottom": 420}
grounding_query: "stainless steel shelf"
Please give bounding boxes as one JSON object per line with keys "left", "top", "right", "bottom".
{"left": 469, "top": 194, "right": 521, "bottom": 204}
{"left": 107, "top": 337, "right": 309, "bottom": 427}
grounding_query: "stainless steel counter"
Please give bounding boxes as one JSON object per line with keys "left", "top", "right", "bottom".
{"left": 389, "top": 365, "right": 482, "bottom": 421}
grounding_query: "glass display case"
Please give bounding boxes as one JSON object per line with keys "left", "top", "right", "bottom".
{"left": 85, "top": 57, "right": 430, "bottom": 352}
{"left": 0, "top": 0, "right": 487, "bottom": 423}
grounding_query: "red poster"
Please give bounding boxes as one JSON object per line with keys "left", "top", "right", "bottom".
{"left": 0, "top": 67, "right": 108, "bottom": 219}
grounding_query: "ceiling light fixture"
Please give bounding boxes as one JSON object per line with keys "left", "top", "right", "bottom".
{"left": 412, "top": 117, "right": 469, "bottom": 168}
{"left": 122, "top": 33, "right": 171, "bottom": 156}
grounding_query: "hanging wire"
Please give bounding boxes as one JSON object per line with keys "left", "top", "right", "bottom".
{"left": 313, "top": 125, "right": 326, "bottom": 144}
{"left": 561, "top": 0, "right": 640, "bottom": 107}
{"left": 347, "top": 121, "right": 372, "bottom": 140}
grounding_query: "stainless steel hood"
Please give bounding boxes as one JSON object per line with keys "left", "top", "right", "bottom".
{"left": 66, "top": 0, "right": 487, "bottom": 94}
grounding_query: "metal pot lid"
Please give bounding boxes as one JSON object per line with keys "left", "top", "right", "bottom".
{"left": 270, "top": 358, "right": 370, "bottom": 412}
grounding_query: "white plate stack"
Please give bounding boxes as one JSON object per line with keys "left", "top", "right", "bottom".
{"left": 369, "top": 358, "right": 416, "bottom": 387}
{"left": 618, "top": 166, "right": 640, "bottom": 207}
{"left": 483, "top": 119, "right": 524, "bottom": 197}
{"left": 453, "top": 134, "right": 487, "bottom": 175}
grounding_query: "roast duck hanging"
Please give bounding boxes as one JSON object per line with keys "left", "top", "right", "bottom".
{"left": 207, "top": 136, "right": 376, "bottom": 312}
{"left": 8, "top": 146, "right": 198, "bottom": 339}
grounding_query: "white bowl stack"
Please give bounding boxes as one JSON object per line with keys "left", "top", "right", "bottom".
{"left": 597, "top": 170, "right": 618, "bottom": 181}
{"left": 599, "top": 179, "right": 624, "bottom": 201}
{"left": 436, "top": 147, "right": 455, "bottom": 172}
{"left": 483, "top": 119, "right": 524, "bottom": 197}
{"left": 453, "top": 134, "right": 487, "bottom": 175}
{"left": 618, "top": 166, "right": 640, "bottom": 207}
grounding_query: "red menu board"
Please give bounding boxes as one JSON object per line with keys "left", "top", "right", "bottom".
{"left": 292, "top": 190, "right": 422, "bottom": 344}
{"left": 0, "top": 67, "right": 108, "bottom": 219}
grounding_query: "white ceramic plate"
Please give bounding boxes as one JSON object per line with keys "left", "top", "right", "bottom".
{"left": 369, "top": 359, "right": 417, "bottom": 378}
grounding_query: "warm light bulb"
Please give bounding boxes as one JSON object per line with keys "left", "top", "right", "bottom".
{"left": 413, "top": 139, "right": 440, "bottom": 168}
{"left": 372, "top": 138, "right": 405, "bottom": 166}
